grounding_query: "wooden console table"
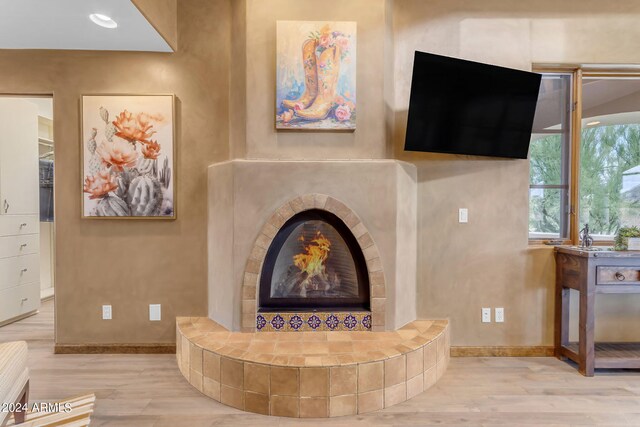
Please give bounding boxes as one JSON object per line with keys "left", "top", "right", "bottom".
{"left": 554, "top": 246, "right": 640, "bottom": 376}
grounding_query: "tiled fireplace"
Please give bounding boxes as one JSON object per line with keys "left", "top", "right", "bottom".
{"left": 175, "top": 159, "right": 450, "bottom": 417}
{"left": 248, "top": 195, "right": 380, "bottom": 333}
{"left": 207, "top": 159, "right": 419, "bottom": 332}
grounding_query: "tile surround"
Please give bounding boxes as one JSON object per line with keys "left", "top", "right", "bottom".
{"left": 177, "top": 316, "right": 450, "bottom": 418}
{"left": 242, "top": 194, "right": 387, "bottom": 331}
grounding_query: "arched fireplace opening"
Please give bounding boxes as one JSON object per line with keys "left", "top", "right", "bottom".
{"left": 259, "top": 209, "right": 370, "bottom": 312}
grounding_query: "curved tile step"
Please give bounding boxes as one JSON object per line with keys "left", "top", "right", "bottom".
{"left": 176, "top": 317, "right": 450, "bottom": 418}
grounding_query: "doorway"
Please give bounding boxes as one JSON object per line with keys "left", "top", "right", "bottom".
{"left": 0, "top": 95, "right": 55, "bottom": 329}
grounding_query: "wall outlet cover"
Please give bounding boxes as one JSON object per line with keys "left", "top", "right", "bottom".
{"left": 102, "top": 305, "right": 112, "bottom": 320}
{"left": 459, "top": 208, "right": 468, "bottom": 223}
{"left": 149, "top": 304, "right": 161, "bottom": 321}
{"left": 495, "top": 307, "right": 504, "bottom": 323}
{"left": 481, "top": 307, "right": 491, "bottom": 323}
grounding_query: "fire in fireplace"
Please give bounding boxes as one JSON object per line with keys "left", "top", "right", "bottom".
{"left": 259, "top": 209, "right": 370, "bottom": 312}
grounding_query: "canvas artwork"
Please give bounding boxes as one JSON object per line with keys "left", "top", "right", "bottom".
{"left": 81, "top": 95, "right": 175, "bottom": 219}
{"left": 276, "top": 21, "right": 356, "bottom": 130}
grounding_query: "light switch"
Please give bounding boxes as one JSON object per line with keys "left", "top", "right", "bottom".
{"left": 459, "top": 208, "right": 468, "bottom": 223}
{"left": 102, "top": 305, "right": 112, "bottom": 320}
{"left": 149, "top": 304, "right": 161, "bottom": 321}
{"left": 482, "top": 307, "right": 491, "bottom": 323}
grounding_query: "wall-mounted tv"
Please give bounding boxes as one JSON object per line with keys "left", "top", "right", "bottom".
{"left": 404, "top": 51, "right": 542, "bottom": 159}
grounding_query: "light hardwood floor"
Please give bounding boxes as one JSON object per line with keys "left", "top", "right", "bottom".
{"left": 2, "top": 300, "right": 640, "bottom": 426}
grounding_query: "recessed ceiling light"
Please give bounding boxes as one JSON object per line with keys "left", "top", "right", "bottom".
{"left": 586, "top": 121, "right": 601, "bottom": 126}
{"left": 89, "top": 13, "right": 117, "bottom": 29}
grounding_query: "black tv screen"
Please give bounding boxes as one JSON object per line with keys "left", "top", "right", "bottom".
{"left": 404, "top": 51, "right": 542, "bottom": 159}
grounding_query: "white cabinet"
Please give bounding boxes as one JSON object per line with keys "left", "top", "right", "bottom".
{"left": 0, "top": 214, "right": 39, "bottom": 236}
{"left": 0, "top": 283, "right": 39, "bottom": 324}
{"left": 0, "top": 99, "right": 40, "bottom": 325}
{"left": 0, "top": 254, "right": 39, "bottom": 292}
{"left": 0, "top": 99, "right": 39, "bottom": 215}
{"left": 0, "top": 234, "right": 39, "bottom": 258}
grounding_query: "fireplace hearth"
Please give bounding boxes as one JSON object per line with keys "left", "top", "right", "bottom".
{"left": 184, "top": 160, "right": 451, "bottom": 415}
{"left": 259, "top": 209, "right": 370, "bottom": 312}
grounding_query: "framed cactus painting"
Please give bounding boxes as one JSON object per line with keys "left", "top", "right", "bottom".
{"left": 81, "top": 94, "right": 175, "bottom": 219}
{"left": 276, "top": 21, "right": 356, "bottom": 130}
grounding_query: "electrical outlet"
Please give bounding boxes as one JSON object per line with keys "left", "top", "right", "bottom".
{"left": 482, "top": 307, "right": 491, "bottom": 323}
{"left": 459, "top": 208, "right": 468, "bottom": 223}
{"left": 149, "top": 304, "right": 161, "bottom": 321}
{"left": 102, "top": 305, "right": 112, "bottom": 320}
{"left": 495, "top": 307, "right": 504, "bottom": 323}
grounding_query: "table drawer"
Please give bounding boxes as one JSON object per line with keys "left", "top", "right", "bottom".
{"left": 596, "top": 266, "right": 640, "bottom": 285}
{"left": 0, "top": 254, "right": 40, "bottom": 292}
{"left": 0, "top": 215, "right": 39, "bottom": 236}
{"left": 0, "top": 282, "right": 39, "bottom": 324}
{"left": 0, "top": 234, "right": 39, "bottom": 259}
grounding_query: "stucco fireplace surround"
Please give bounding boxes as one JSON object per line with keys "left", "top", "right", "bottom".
{"left": 208, "top": 159, "right": 418, "bottom": 332}
{"left": 176, "top": 159, "right": 451, "bottom": 417}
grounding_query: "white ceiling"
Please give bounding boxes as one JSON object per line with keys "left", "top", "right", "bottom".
{"left": 0, "top": 0, "right": 172, "bottom": 52}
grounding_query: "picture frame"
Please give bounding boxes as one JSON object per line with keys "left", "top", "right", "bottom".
{"left": 276, "top": 21, "right": 357, "bottom": 131}
{"left": 80, "top": 94, "right": 176, "bottom": 219}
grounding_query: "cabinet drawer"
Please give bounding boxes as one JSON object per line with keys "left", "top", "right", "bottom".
{"left": 0, "top": 215, "right": 39, "bottom": 236}
{"left": 20, "top": 282, "right": 40, "bottom": 314}
{"left": 596, "top": 266, "right": 640, "bottom": 285}
{"left": 0, "top": 282, "right": 40, "bottom": 324}
{"left": 0, "top": 234, "right": 39, "bottom": 259}
{"left": 0, "top": 254, "right": 40, "bottom": 292}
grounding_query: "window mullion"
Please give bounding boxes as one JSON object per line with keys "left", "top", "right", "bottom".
{"left": 569, "top": 68, "right": 583, "bottom": 244}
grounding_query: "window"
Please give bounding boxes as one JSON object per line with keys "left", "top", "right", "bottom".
{"left": 529, "top": 69, "right": 640, "bottom": 243}
{"left": 529, "top": 73, "right": 572, "bottom": 240}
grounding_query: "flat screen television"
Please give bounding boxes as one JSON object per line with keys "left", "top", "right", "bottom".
{"left": 404, "top": 51, "right": 542, "bottom": 159}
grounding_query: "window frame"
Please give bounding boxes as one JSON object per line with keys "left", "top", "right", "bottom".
{"left": 529, "top": 67, "right": 578, "bottom": 245}
{"left": 530, "top": 66, "right": 640, "bottom": 245}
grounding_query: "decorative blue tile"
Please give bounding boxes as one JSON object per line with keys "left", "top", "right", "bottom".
{"left": 362, "top": 314, "right": 372, "bottom": 329}
{"left": 256, "top": 314, "right": 267, "bottom": 330}
{"left": 256, "top": 312, "right": 372, "bottom": 332}
{"left": 271, "top": 314, "right": 285, "bottom": 330}
{"left": 289, "top": 315, "right": 303, "bottom": 330}
{"left": 344, "top": 314, "right": 357, "bottom": 330}
{"left": 307, "top": 314, "right": 322, "bottom": 330}
{"left": 326, "top": 314, "right": 340, "bottom": 330}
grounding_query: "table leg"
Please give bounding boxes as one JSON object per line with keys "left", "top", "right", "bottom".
{"left": 555, "top": 287, "right": 570, "bottom": 359}
{"left": 578, "top": 286, "right": 595, "bottom": 376}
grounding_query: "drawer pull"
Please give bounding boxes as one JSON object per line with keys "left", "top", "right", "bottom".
{"left": 21, "top": 298, "right": 28, "bottom": 303}
{"left": 3, "top": 200, "right": 8, "bottom": 213}
{"left": 615, "top": 272, "right": 626, "bottom": 281}
{"left": 19, "top": 243, "right": 28, "bottom": 249}
{"left": 19, "top": 223, "right": 27, "bottom": 229}
{"left": 20, "top": 268, "right": 28, "bottom": 274}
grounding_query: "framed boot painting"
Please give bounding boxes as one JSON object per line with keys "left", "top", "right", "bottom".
{"left": 81, "top": 94, "right": 176, "bottom": 219}
{"left": 276, "top": 21, "right": 356, "bottom": 130}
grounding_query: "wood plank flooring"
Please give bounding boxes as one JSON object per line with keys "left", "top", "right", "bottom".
{"left": 1, "top": 301, "right": 640, "bottom": 426}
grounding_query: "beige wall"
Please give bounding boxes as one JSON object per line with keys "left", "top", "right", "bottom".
{"left": 0, "top": 0, "right": 230, "bottom": 345}
{"left": 241, "top": 0, "right": 389, "bottom": 160}
{"left": 393, "top": 0, "right": 640, "bottom": 345}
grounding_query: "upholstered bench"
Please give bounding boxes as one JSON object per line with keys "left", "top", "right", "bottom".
{"left": 0, "top": 341, "right": 29, "bottom": 426}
